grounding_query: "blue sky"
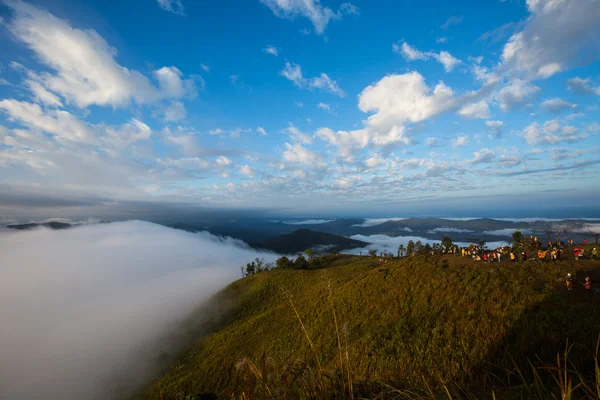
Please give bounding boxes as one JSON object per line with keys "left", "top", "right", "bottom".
{"left": 0, "top": 0, "right": 599, "bottom": 220}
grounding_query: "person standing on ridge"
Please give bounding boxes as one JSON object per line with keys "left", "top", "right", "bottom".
{"left": 565, "top": 273, "right": 574, "bottom": 291}
{"left": 585, "top": 277, "right": 592, "bottom": 291}
{"left": 593, "top": 248, "right": 598, "bottom": 260}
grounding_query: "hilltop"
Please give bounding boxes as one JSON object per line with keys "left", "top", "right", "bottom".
{"left": 139, "top": 249, "right": 600, "bottom": 399}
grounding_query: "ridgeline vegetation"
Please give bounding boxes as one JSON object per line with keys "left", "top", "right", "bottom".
{"left": 138, "top": 236, "right": 600, "bottom": 400}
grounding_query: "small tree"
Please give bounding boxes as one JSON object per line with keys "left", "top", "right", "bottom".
{"left": 254, "top": 258, "right": 265, "bottom": 272}
{"left": 407, "top": 240, "right": 415, "bottom": 255}
{"left": 415, "top": 240, "right": 424, "bottom": 254}
{"left": 294, "top": 254, "right": 308, "bottom": 269}
{"left": 304, "top": 248, "right": 315, "bottom": 260}
{"left": 368, "top": 249, "right": 378, "bottom": 257}
{"left": 512, "top": 231, "right": 524, "bottom": 245}
{"left": 441, "top": 236, "right": 453, "bottom": 252}
{"left": 398, "top": 244, "right": 405, "bottom": 257}
{"left": 245, "top": 261, "right": 256, "bottom": 276}
{"left": 276, "top": 256, "right": 292, "bottom": 269}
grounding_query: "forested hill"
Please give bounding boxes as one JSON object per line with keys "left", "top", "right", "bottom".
{"left": 249, "top": 229, "right": 368, "bottom": 254}
{"left": 139, "top": 251, "right": 600, "bottom": 399}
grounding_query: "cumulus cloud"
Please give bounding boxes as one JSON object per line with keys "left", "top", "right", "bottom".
{"left": 2, "top": 1, "right": 196, "bottom": 108}
{"left": 281, "top": 122, "right": 312, "bottom": 144}
{"left": 486, "top": 120, "right": 504, "bottom": 137}
{"left": 282, "top": 142, "right": 327, "bottom": 169}
{"left": 452, "top": 135, "right": 469, "bottom": 147}
{"left": 280, "top": 62, "right": 345, "bottom": 97}
{"left": 522, "top": 119, "right": 587, "bottom": 145}
{"left": 256, "top": 127, "right": 268, "bottom": 136}
{"left": 459, "top": 100, "right": 490, "bottom": 119}
{"left": 471, "top": 148, "right": 496, "bottom": 164}
{"left": 0, "top": 221, "right": 277, "bottom": 399}
{"left": 540, "top": 98, "right": 576, "bottom": 113}
{"left": 495, "top": 79, "right": 541, "bottom": 111}
{"left": 359, "top": 72, "right": 456, "bottom": 137}
{"left": 260, "top": 0, "right": 359, "bottom": 34}
{"left": 315, "top": 127, "right": 369, "bottom": 160}
{"left": 238, "top": 164, "right": 256, "bottom": 178}
{"left": 567, "top": 77, "right": 600, "bottom": 96}
{"left": 500, "top": 0, "right": 600, "bottom": 79}
{"left": 394, "top": 42, "right": 461, "bottom": 72}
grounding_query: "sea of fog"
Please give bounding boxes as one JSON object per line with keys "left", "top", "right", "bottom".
{"left": 0, "top": 221, "right": 278, "bottom": 400}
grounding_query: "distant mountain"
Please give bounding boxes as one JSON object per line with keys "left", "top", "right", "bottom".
{"left": 6, "top": 221, "right": 74, "bottom": 230}
{"left": 249, "top": 229, "right": 368, "bottom": 254}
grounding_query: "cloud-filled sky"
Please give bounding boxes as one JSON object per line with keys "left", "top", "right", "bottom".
{"left": 0, "top": 0, "right": 599, "bottom": 218}
{"left": 0, "top": 221, "right": 277, "bottom": 399}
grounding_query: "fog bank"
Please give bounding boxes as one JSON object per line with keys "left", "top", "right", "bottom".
{"left": 0, "top": 221, "right": 276, "bottom": 399}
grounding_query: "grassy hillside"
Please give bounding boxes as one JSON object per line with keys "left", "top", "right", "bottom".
{"left": 139, "top": 254, "right": 600, "bottom": 399}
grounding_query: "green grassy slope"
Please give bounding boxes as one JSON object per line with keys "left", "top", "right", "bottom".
{"left": 139, "top": 254, "right": 600, "bottom": 399}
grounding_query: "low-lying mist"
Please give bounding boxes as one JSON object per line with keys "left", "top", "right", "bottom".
{"left": 0, "top": 221, "right": 277, "bottom": 399}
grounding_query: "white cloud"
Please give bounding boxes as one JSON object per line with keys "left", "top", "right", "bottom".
{"left": 395, "top": 42, "right": 461, "bottom": 72}
{"left": 317, "top": 102, "right": 331, "bottom": 112}
{"left": 567, "top": 77, "right": 600, "bottom": 96}
{"left": 259, "top": 0, "right": 359, "bottom": 34}
{"left": 263, "top": 45, "right": 278, "bottom": 56}
{"left": 485, "top": 120, "right": 504, "bottom": 137}
{"left": 3, "top": 1, "right": 196, "bottom": 108}
{"left": 280, "top": 62, "right": 345, "bottom": 97}
{"left": 157, "top": 0, "right": 185, "bottom": 15}
{"left": 435, "top": 51, "right": 462, "bottom": 72}
{"left": 496, "top": 79, "right": 541, "bottom": 111}
{"left": 425, "top": 137, "right": 439, "bottom": 147}
{"left": 238, "top": 164, "right": 256, "bottom": 178}
{"left": 24, "top": 79, "right": 62, "bottom": 107}
{"left": 161, "top": 100, "right": 187, "bottom": 122}
{"left": 471, "top": 148, "right": 496, "bottom": 163}
{"left": 540, "top": 98, "right": 576, "bottom": 113}
{"left": 500, "top": 0, "right": 600, "bottom": 79}
{"left": 441, "top": 15, "right": 463, "bottom": 30}
{"left": 209, "top": 128, "right": 225, "bottom": 135}
{"left": 282, "top": 142, "right": 327, "bottom": 169}
{"left": 359, "top": 72, "right": 456, "bottom": 136}
{"left": 0, "top": 99, "right": 94, "bottom": 144}
{"left": 200, "top": 64, "right": 210, "bottom": 73}
{"left": 459, "top": 100, "right": 490, "bottom": 119}
{"left": 256, "top": 127, "right": 268, "bottom": 136}
{"left": 281, "top": 122, "right": 312, "bottom": 144}
{"left": 295, "top": 101, "right": 304, "bottom": 107}
{"left": 315, "top": 127, "right": 369, "bottom": 160}
{"left": 436, "top": 37, "right": 448, "bottom": 43}
{"left": 522, "top": 119, "right": 588, "bottom": 145}
{"left": 0, "top": 221, "right": 276, "bottom": 399}
{"left": 216, "top": 155, "right": 232, "bottom": 168}
{"left": 452, "top": 135, "right": 469, "bottom": 147}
